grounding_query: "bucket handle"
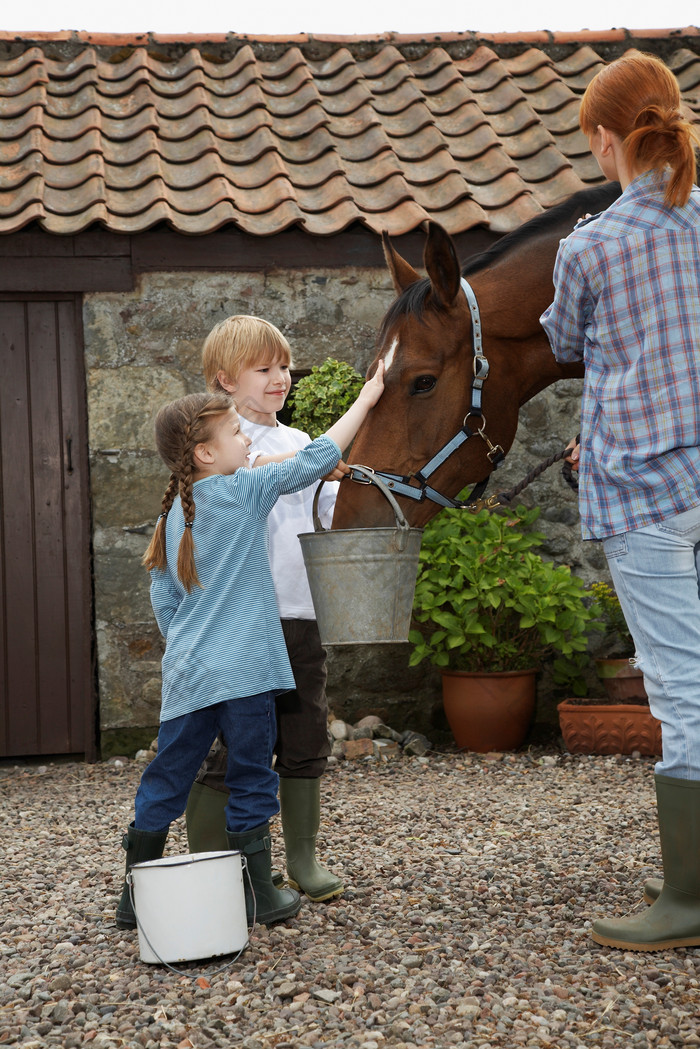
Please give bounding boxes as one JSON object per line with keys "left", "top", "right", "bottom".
{"left": 127, "top": 854, "right": 253, "bottom": 978}
{"left": 313, "top": 464, "right": 411, "bottom": 547}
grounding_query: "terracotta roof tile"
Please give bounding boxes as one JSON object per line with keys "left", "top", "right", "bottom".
{"left": 1, "top": 30, "right": 699, "bottom": 236}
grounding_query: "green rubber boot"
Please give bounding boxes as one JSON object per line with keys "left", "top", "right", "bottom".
{"left": 643, "top": 877, "right": 663, "bottom": 904}
{"left": 592, "top": 775, "right": 700, "bottom": 950}
{"left": 280, "top": 777, "right": 344, "bottom": 902}
{"left": 185, "top": 781, "right": 229, "bottom": 852}
{"left": 115, "top": 823, "right": 168, "bottom": 929}
{"left": 226, "top": 822, "right": 301, "bottom": 926}
{"left": 186, "top": 780, "right": 286, "bottom": 886}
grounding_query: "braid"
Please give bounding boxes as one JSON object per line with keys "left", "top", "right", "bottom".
{"left": 145, "top": 391, "right": 231, "bottom": 592}
{"left": 177, "top": 470, "right": 201, "bottom": 594}
{"left": 142, "top": 473, "right": 179, "bottom": 572}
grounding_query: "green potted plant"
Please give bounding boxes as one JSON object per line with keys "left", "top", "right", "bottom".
{"left": 588, "top": 580, "right": 646, "bottom": 700}
{"left": 408, "top": 505, "right": 598, "bottom": 751}
{"left": 557, "top": 581, "right": 661, "bottom": 756}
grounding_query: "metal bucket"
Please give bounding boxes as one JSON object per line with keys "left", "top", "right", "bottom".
{"left": 298, "top": 466, "right": 423, "bottom": 645}
{"left": 128, "top": 850, "right": 248, "bottom": 965}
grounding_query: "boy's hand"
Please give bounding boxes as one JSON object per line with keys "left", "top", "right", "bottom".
{"left": 358, "top": 359, "right": 385, "bottom": 408}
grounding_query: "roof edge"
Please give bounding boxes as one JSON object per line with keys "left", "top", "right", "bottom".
{"left": 1, "top": 26, "right": 698, "bottom": 58}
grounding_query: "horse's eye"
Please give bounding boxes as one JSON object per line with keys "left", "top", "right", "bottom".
{"left": 411, "top": 375, "right": 436, "bottom": 394}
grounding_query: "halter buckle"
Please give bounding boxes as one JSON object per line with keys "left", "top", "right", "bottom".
{"left": 473, "top": 355, "right": 489, "bottom": 381}
{"left": 349, "top": 466, "right": 375, "bottom": 485}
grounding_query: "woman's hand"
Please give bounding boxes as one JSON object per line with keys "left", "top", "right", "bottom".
{"left": 565, "top": 435, "right": 581, "bottom": 469}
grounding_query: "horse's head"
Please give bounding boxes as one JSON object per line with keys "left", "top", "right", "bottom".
{"left": 333, "top": 185, "right": 620, "bottom": 530}
{"left": 332, "top": 223, "right": 492, "bottom": 528}
{"left": 332, "top": 222, "right": 551, "bottom": 529}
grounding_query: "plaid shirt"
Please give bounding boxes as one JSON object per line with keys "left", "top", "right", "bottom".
{"left": 541, "top": 169, "right": 700, "bottom": 539}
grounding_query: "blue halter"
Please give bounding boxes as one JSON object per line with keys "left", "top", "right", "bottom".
{"left": 347, "top": 277, "right": 504, "bottom": 509}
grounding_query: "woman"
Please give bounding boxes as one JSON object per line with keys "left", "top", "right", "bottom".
{"left": 541, "top": 50, "right": 700, "bottom": 951}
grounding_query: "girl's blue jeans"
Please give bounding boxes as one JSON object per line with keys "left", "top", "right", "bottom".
{"left": 603, "top": 503, "right": 700, "bottom": 780}
{"left": 133, "top": 692, "right": 279, "bottom": 834}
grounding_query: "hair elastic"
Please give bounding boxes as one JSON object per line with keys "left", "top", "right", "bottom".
{"left": 185, "top": 521, "right": 193, "bottom": 528}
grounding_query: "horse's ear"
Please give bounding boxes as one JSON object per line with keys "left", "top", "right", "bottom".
{"left": 423, "top": 222, "right": 462, "bottom": 308}
{"left": 382, "top": 230, "right": 421, "bottom": 293}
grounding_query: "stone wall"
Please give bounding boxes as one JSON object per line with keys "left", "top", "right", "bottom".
{"left": 84, "top": 267, "right": 605, "bottom": 757}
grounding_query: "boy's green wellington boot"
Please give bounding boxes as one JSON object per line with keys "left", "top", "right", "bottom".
{"left": 186, "top": 780, "right": 286, "bottom": 886}
{"left": 592, "top": 774, "right": 700, "bottom": 950}
{"left": 185, "top": 781, "right": 229, "bottom": 852}
{"left": 226, "top": 822, "right": 301, "bottom": 926}
{"left": 280, "top": 777, "right": 344, "bottom": 902}
{"left": 643, "top": 877, "right": 663, "bottom": 904}
{"left": 115, "top": 823, "right": 168, "bottom": 929}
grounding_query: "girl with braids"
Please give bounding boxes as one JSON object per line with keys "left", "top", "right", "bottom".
{"left": 116, "top": 365, "right": 384, "bottom": 930}
{"left": 541, "top": 50, "right": 700, "bottom": 950}
{"left": 186, "top": 315, "right": 348, "bottom": 906}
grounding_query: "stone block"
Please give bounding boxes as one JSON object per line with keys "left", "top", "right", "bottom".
{"left": 340, "top": 738, "right": 374, "bottom": 760}
{"left": 329, "top": 719, "right": 349, "bottom": 741}
{"left": 372, "top": 739, "right": 400, "bottom": 761}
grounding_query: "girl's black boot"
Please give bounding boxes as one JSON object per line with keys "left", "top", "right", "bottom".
{"left": 115, "top": 823, "right": 168, "bottom": 929}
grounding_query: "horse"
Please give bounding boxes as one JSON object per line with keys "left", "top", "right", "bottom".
{"left": 331, "top": 182, "right": 622, "bottom": 530}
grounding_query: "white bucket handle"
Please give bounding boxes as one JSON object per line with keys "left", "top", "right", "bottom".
{"left": 127, "top": 854, "right": 253, "bottom": 977}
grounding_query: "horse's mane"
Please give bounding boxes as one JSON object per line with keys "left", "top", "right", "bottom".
{"left": 379, "top": 181, "right": 622, "bottom": 339}
{"left": 461, "top": 182, "right": 622, "bottom": 277}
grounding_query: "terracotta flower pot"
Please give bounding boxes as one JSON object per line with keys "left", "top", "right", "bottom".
{"left": 441, "top": 668, "right": 537, "bottom": 752}
{"left": 595, "top": 658, "right": 647, "bottom": 702}
{"left": 557, "top": 699, "right": 661, "bottom": 756}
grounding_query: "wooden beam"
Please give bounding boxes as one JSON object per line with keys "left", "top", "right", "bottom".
{"left": 0, "top": 257, "right": 134, "bottom": 292}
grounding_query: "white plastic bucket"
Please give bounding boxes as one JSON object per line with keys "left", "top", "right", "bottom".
{"left": 129, "top": 851, "right": 248, "bottom": 965}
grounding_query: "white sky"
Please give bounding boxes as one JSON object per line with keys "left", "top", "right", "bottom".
{"left": 9, "top": 0, "right": 700, "bottom": 35}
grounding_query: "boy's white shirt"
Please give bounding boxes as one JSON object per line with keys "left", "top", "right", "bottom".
{"left": 241, "top": 417, "right": 338, "bottom": 619}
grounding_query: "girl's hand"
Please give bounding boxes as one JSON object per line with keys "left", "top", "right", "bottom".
{"left": 322, "top": 459, "right": 350, "bottom": 482}
{"left": 357, "top": 359, "right": 385, "bottom": 408}
{"left": 324, "top": 360, "right": 385, "bottom": 453}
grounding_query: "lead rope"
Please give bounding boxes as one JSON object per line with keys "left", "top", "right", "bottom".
{"left": 469, "top": 447, "right": 578, "bottom": 512}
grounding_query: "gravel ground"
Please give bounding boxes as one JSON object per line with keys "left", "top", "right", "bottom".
{"left": 2, "top": 746, "right": 700, "bottom": 1049}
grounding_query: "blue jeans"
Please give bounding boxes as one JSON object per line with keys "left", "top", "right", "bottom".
{"left": 134, "top": 693, "right": 279, "bottom": 834}
{"left": 603, "top": 503, "right": 700, "bottom": 779}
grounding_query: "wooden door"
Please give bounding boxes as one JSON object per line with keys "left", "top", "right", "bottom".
{"left": 0, "top": 298, "right": 96, "bottom": 758}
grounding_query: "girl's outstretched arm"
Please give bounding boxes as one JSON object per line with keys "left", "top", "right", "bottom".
{"left": 252, "top": 362, "right": 384, "bottom": 470}
{"left": 324, "top": 360, "right": 385, "bottom": 454}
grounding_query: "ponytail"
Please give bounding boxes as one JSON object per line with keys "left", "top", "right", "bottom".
{"left": 625, "top": 104, "right": 698, "bottom": 206}
{"left": 580, "top": 50, "right": 700, "bottom": 207}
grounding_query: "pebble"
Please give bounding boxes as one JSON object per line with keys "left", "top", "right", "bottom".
{"left": 2, "top": 749, "right": 699, "bottom": 1048}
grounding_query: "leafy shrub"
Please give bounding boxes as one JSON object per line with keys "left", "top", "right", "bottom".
{"left": 289, "top": 358, "right": 365, "bottom": 438}
{"left": 408, "top": 505, "right": 600, "bottom": 694}
{"left": 588, "top": 580, "right": 633, "bottom": 657}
